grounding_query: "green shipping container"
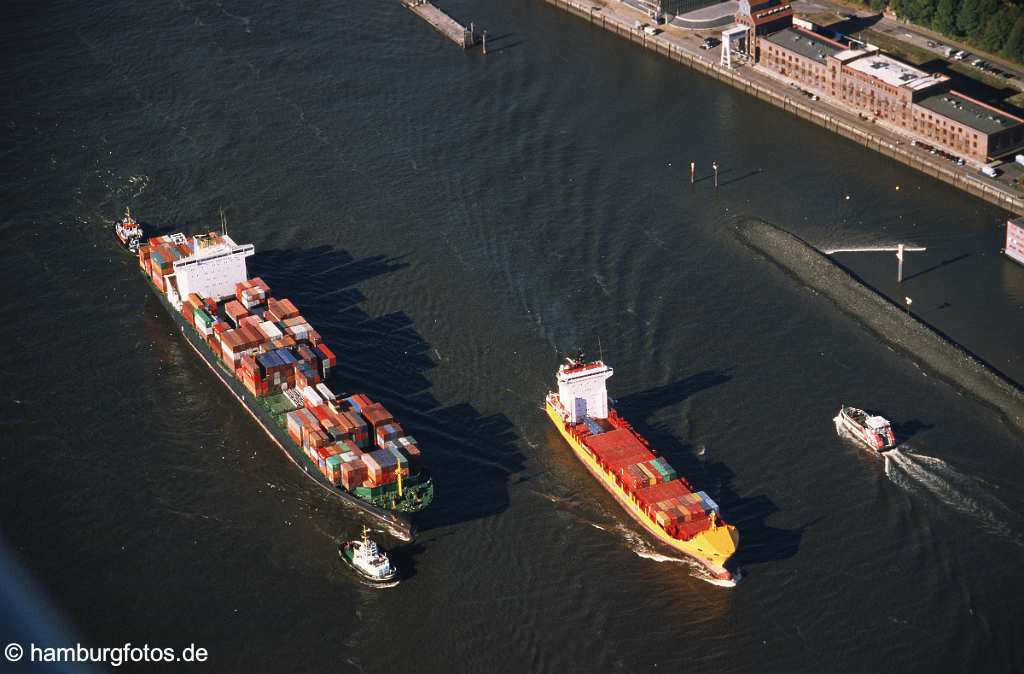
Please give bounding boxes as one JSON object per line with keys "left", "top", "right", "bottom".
{"left": 194, "top": 309, "right": 214, "bottom": 328}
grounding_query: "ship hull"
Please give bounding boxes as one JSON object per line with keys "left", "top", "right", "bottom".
{"left": 144, "top": 277, "right": 416, "bottom": 542}
{"left": 546, "top": 401, "right": 737, "bottom": 583}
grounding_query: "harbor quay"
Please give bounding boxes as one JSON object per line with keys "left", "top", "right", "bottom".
{"left": 543, "top": 0, "right": 1024, "bottom": 215}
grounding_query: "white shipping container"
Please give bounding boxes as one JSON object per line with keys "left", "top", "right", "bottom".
{"left": 302, "top": 385, "right": 324, "bottom": 408}
{"left": 258, "top": 320, "right": 283, "bottom": 340}
{"left": 315, "top": 383, "right": 336, "bottom": 401}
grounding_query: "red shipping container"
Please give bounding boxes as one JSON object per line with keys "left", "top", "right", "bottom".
{"left": 349, "top": 393, "right": 373, "bottom": 410}
{"left": 361, "top": 403, "right": 394, "bottom": 430}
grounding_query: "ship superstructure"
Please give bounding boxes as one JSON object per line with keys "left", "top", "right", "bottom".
{"left": 546, "top": 356, "right": 738, "bottom": 583}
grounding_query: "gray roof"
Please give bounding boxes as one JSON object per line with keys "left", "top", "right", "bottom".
{"left": 764, "top": 27, "right": 842, "bottom": 65}
{"left": 915, "top": 91, "right": 1022, "bottom": 135}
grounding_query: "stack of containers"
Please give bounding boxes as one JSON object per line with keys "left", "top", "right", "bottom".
{"left": 257, "top": 320, "right": 283, "bottom": 342}
{"left": 281, "top": 316, "right": 312, "bottom": 342}
{"left": 286, "top": 408, "right": 319, "bottom": 446}
{"left": 361, "top": 449, "right": 408, "bottom": 486}
{"left": 303, "top": 425, "right": 329, "bottom": 455}
{"left": 255, "top": 349, "right": 297, "bottom": 393}
{"left": 315, "top": 383, "right": 336, "bottom": 402}
{"left": 396, "top": 435, "right": 422, "bottom": 461}
{"left": 238, "top": 355, "right": 265, "bottom": 396}
{"left": 294, "top": 361, "right": 320, "bottom": 389}
{"left": 181, "top": 293, "right": 205, "bottom": 329}
{"left": 334, "top": 410, "right": 370, "bottom": 448}
{"left": 617, "top": 457, "right": 679, "bottom": 490}
{"left": 361, "top": 403, "right": 394, "bottom": 432}
{"left": 325, "top": 453, "right": 344, "bottom": 485}
{"left": 337, "top": 440, "right": 363, "bottom": 456}
{"left": 266, "top": 297, "right": 300, "bottom": 322}
{"left": 583, "top": 429, "right": 656, "bottom": 476}
{"left": 220, "top": 325, "right": 266, "bottom": 371}
{"left": 632, "top": 482, "right": 719, "bottom": 539}
{"left": 235, "top": 278, "right": 270, "bottom": 309}
{"left": 340, "top": 453, "right": 368, "bottom": 490}
{"left": 301, "top": 385, "right": 324, "bottom": 410}
{"left": 694, "top": 491, "right": 720, "bottom": 516}
{"left": 210, "top": 322, "right": 228, "bottom": 352}
{"left": 315, "top": 344, "right": 336, "bottom": 378}
{"left": 137, "top": 243, "right": 153, "bottom": 275}
{"left": 192, "top": 306, "right": 216, "bottom": 337}
{"left": 375, "top": 422, "right": 403, "bottom": 449}
{"left": 223, "top": 300, "right": 250, "bottom": 328}
{"left": 239, "top": 315, "right": 261, "bottom": 330}
{"left": 649, "top": 457, "right": 678, "bottom": 482}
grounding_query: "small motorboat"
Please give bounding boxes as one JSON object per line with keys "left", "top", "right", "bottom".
{"left": 835, "top": 405, "right": 896, "bottom": 451}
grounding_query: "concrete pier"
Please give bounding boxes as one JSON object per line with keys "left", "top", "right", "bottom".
{"left": 735, "top": 218, "right": 1024, "bottom": 434}
{"left": 402, "top": 0, "right": 476, "bottom": 49}
{"left": 542, "top": 0, "right": 1024, "bottom": 216}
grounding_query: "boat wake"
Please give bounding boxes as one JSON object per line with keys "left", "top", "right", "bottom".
{"left": 606, "top": 522, "right": 738, "bottom": 586}
{"left": 885, "top": 448, "right": 1023, "bottom": 548}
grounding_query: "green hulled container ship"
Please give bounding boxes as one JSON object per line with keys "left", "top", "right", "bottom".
{"left": 132, "top": 226, "right": 432, "bottom": 540}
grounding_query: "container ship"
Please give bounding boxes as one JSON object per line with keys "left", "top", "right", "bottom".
{"left": 131, "top": 224, "right": 432, "bottom": 541}
{"left": 545, "top": 356, "right": 739, "bottom": 583}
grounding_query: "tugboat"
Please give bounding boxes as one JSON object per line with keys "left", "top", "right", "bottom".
{"left": 340, "top": 527, "right": 398, "bottom": 583}
{"left": 113, "top": 207, "right": 143, "bottom": 252}
{"left": 835, "top": 405, "right": 896, "bottom": 451}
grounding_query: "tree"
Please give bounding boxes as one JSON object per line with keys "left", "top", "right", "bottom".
{"left": 956, "top": 0, "right": 981, "bottom": 35}
{"left": 901, "top": 0, "right": 936, "bottom": 24}
{"left": 1002, "top": 14, "right": 1024, "bottom": 62}
{"left": 870, "top": 0, "right": 888, "bottom": 10}
{"left": 980, "top": 12, "right": 1011, "bottom": 52}
{"left": 933, "top": 0, "right": 960, "bottom": 35}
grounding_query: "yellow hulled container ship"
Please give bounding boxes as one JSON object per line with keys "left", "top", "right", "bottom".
{"left": 545, "top": 356, "right": 739, "bottom": 584}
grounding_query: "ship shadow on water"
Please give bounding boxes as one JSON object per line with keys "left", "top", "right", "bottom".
{"left": 615, "top": 372, "right": 805, "bottom": 574}
{"left": 251, "top": 245, "right": 524, "bottom": 535}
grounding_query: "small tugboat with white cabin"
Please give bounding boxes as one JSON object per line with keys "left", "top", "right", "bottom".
{"left": 340, "top": 527, "right": 399, "bottom": 583}
{"left": 113, "top": 207, "right": 143, "bottom": 252}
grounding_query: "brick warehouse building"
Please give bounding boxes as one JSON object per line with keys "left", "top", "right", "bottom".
{"left": 736, "top": 6, "right": 1024, "bottom": 162}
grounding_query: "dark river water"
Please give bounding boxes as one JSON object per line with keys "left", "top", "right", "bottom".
{"left": 2, "top": 1, "right": 1022, "bottom": 672}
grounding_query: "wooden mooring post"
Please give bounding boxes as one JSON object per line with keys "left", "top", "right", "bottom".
{"left": 400, "top": 0, "right": 482, "bottom": 50}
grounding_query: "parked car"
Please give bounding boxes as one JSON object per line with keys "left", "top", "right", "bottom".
{"left": 643, "top": 25, "right": 660, "bottom": 35}
{"left": 982, "top": 165, "right": 1002, "bottom": 178}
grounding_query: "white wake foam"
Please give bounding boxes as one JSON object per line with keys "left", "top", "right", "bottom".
{"left": 607, "top": 523, "right": 738, "bottom": 586}
{"left": 885, "top": 448, "right": 1023, "bottom": 548}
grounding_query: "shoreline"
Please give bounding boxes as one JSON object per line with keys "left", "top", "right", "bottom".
{"left": 542, "top": 0, "right": 1024, "bottom": 215}
{"left": 734, "top": 218, "right": 1024, "bottom": 435}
